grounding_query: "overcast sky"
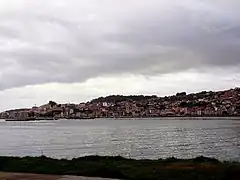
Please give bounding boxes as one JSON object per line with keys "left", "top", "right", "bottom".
{"left": 0, "top": 0, "right": 240, "bottom": 111}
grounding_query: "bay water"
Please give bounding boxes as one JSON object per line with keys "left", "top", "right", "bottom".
{"left": 0, "top": 118, "right": 239, "bottom": 161}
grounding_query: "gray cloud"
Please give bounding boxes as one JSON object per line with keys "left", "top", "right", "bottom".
{"left": 0, "top": 0, "right": 240, "bottom": 90}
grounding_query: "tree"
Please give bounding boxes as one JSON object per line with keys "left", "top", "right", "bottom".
{"left": 49, "top": 101, "right": 57, "bottom": 107}
{"left": 176, "top": 92, "right": 187, "bottom": 96}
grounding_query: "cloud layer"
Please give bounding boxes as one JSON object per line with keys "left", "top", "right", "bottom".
{"left": 0, "top": 69, "right": 239, "bottom": 111}
{"left": 0, "top": 0, "right": 239, "bottom": 90}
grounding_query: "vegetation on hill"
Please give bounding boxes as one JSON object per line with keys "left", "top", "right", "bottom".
{"left": 91, "top": 95, "right": 158, "bottom": 103}
{"left": 0, "top": 156, "right": 239, "bottom": 180}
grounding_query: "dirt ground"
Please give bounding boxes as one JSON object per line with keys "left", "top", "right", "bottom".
{"left": 0, "top": 172, "right": 119, "bottom": 180}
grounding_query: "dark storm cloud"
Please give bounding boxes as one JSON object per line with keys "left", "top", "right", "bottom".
{"left": 0, "top": 0, "right": 240, "bottom": 90}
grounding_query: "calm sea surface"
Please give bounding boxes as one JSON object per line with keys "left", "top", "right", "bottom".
{"left": 0, "top": 118, "right": 239, "bottom": 161}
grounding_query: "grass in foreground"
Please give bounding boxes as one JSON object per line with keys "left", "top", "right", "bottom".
{"left": 0, "top": 156, "right": 239, "bottom": 180}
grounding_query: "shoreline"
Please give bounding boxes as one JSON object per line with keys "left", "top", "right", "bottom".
{"left": 0, "top": 155, "right": 239, "bottom": 180}
{"left": 0, "top": 172, "right": 115, "bottom": 180}
{"left": 2, "top": 116, "right": 240, "bottom": 122}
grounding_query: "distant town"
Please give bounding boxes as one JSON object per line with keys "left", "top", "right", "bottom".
{"left": 1, "top": 87, "right": 240, "bottom": 120}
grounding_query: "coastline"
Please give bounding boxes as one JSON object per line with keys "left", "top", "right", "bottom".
{"left": 1, "top": 88, "right": 240, "bottom": 121}
{"left": 0, "top": 155, "right": 239, "bottom": 180}
{"left": 2, "top": 116, "right": 240, "bottom": 122}
{"left": 0, "top": 172, "right": 116, "bottom": 180}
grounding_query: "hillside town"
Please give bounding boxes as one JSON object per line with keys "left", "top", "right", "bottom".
{"left": 1, "top": 88, "right": 240, "bottom": 120}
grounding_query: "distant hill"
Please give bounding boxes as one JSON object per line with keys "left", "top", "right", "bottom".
{"left": 1, "top": 87, "right": 240, "bottom": 119}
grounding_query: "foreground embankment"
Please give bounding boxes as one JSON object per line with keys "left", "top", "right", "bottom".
{"left": 0, "top": 156, "right": 239, "bottom": 180}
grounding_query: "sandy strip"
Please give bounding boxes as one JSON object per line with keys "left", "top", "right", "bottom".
{"left": 0, "top": 172, "right": 119, "bottom": 180}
